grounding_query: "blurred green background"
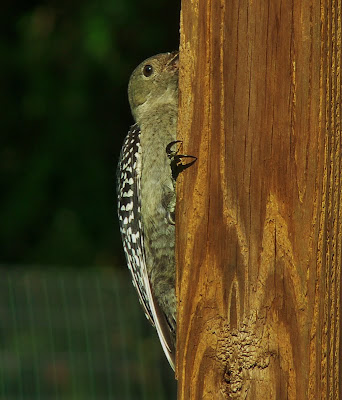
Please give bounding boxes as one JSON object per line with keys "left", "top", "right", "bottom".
{"left": 1, "top": 0, "right": 180, "bottom": 398}
{"left": 1, "top": 0, "right": 180, "bottom": 267}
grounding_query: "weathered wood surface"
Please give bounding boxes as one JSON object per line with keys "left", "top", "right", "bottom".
{"left": 176, "top": 0, "right": 341, "bottom": 399}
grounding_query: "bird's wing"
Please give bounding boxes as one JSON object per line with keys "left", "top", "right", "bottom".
{"left": 117, "top": 123, "right": 175, "bottom": 370}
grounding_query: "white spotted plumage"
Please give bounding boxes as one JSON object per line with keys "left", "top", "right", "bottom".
{"left": 117, "top": 123, "right": 175, "bottom": 370}
{"left": 117, "top": 123, "right": 154, "bottom": 324}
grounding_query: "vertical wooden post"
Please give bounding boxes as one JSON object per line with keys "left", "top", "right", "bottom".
{"left": 176, "top": 0, "right": 342, "bottom": 399}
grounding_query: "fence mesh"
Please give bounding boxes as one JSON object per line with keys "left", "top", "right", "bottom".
{"left": 0, "top": 267, "right": 176, "bottom": 400}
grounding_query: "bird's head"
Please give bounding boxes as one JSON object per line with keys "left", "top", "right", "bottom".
{"left": 128, "top": 52, "right": 179, "bottom": 121}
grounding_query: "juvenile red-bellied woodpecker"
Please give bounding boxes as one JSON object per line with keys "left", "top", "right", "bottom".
{"left": 117, "top": 52, "right": 181, "bottom": 370}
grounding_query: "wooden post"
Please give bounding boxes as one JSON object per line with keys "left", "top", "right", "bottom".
{"left": 176, "top": 0, "right": 341, "bottom": 399}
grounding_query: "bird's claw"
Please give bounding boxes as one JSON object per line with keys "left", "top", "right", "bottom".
{"left": 166, "top": 141, "right": 183, "bottom": 158}
{"left": 166, "top": 140, "right": 197, "bottom": 180}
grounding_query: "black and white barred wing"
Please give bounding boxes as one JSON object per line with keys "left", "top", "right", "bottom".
{"left": 117, "top": 124, "right": 175, "bottom": 369}
{"left": 117, "top": 124, "right": 154, "bottom": 324}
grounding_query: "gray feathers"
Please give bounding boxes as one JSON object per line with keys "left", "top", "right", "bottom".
{"left": 117, "top": 52, "right": 179, "bottom": 370}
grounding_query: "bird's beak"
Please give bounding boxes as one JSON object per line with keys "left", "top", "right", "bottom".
{"left": 167, "top": 51, "right": 179, "bottom": 71}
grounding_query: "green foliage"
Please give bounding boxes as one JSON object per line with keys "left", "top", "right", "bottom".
{"left": 0, "top": 0, "right": 180, "bottom": 267}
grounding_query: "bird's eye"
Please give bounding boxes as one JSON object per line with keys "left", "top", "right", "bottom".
{"left": 143, "top": 64, "right": 154, "bottom": 77}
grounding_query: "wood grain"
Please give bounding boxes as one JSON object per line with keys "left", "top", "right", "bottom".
{"left": 176, "top": 0, "right": 341, "bottom": 398}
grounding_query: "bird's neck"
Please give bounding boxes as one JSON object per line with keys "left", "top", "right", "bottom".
{"left": 134, "top": 86, "right": 178, "bottom": 124}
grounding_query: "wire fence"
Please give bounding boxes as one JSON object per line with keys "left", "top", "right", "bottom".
{"left": 0, "top": 267, "right": 176, "bottom": 400}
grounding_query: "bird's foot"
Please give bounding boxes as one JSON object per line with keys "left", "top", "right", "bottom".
{"left": 166, "top": 141, "right": 197, "bottom": 180}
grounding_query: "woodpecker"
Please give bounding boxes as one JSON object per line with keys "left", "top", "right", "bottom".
{"left": 117, "top": 52, "right": 181, "bottom": 370}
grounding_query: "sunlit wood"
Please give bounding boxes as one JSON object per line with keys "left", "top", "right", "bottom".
{"left": 176, "top": 0, "right": 342, "bottom": 398}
